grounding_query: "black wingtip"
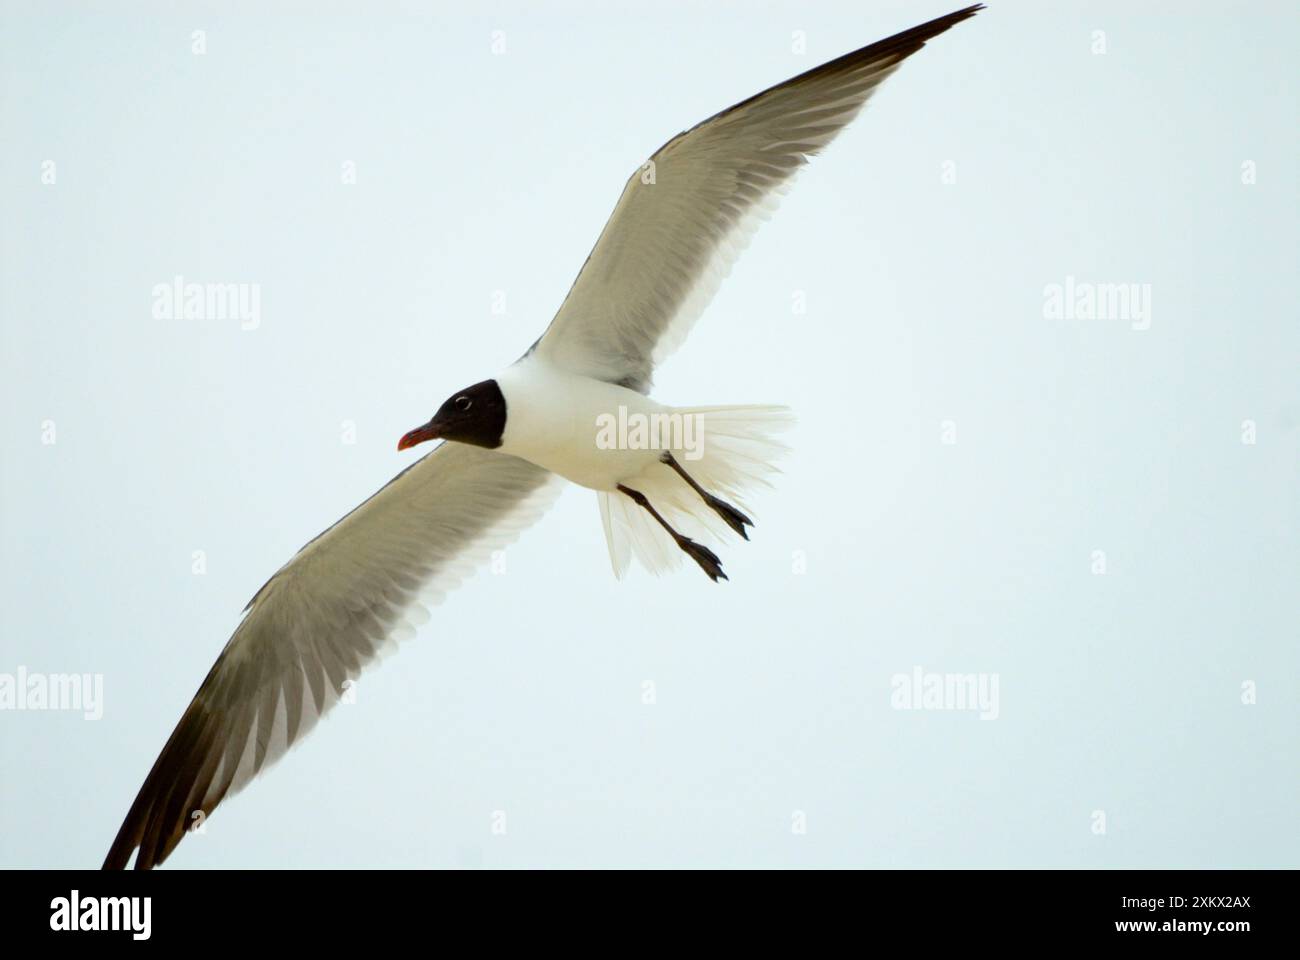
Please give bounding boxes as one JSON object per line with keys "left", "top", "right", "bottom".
{"left": 699, "top": 3, "right": 985, "bottom": 136}
{"left": 843, "top": 3, "right": 985, "bottom": 65}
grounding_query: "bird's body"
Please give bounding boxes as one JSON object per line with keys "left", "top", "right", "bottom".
{"left": 497, "top": 355, "right": 792, "bottom": 575}
{"left": 104, "top": 4, "right": 984, "bottom": 869}
{"left": 496, "top": 358, "right": 669, "bottom": 492}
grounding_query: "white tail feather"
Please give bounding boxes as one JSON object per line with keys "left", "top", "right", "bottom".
{"left": 597, "top": 404, "right": 793, "bottom": 577}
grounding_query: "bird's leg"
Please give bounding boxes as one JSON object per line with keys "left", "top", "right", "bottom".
{"left": 658, "top": 452, "right": 753, "bottom": 541}
{"left": 616, "top": 484, "right": 727, "bottom": 582}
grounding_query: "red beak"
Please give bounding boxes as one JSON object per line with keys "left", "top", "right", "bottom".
{"left": 397, "top": 421, "right": 439, "bottom": 452}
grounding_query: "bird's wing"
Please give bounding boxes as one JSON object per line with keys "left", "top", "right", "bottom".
{"left": 528, "top": 4, "right": 981, "bottom": 392}
{"left": 103, "top": 443, "right": 561, "bottom": 869}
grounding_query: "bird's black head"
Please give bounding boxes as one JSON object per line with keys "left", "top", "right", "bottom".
{"left": 397, "top": 379, "right": 507, "bottom": 451}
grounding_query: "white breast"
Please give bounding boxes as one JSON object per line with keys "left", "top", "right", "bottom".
{"left": 495, "top": 358, "right": 665, "bottom": 491}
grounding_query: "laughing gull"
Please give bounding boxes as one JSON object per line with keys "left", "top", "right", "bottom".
{"left": 104, "top": 5, "right": 982, "bottom": 869}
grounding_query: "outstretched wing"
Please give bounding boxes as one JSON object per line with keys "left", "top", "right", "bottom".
{"left": 529, "top": 5, "right": 982, "bottom": 392}
{"left": 103, "top": 443, "right": 560, "bottom": 869}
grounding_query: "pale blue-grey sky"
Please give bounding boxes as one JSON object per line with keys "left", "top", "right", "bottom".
{"left": 2, "top": 0, "right": 1296, "bottom": 868}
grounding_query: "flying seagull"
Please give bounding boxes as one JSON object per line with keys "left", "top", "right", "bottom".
{"left": 104, "top": 4, "right": 982, "bottom": 869}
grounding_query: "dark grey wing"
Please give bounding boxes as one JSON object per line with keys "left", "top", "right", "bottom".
{"left": 103, "top": 443, "right": 560, "bottom": 869}
{"left": 531, "top": 5, "right": 982, "bottom": 392}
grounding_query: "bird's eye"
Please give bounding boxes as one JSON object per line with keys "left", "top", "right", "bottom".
{"left": 455, "top": 396, "right": 472, "bottom": 411}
